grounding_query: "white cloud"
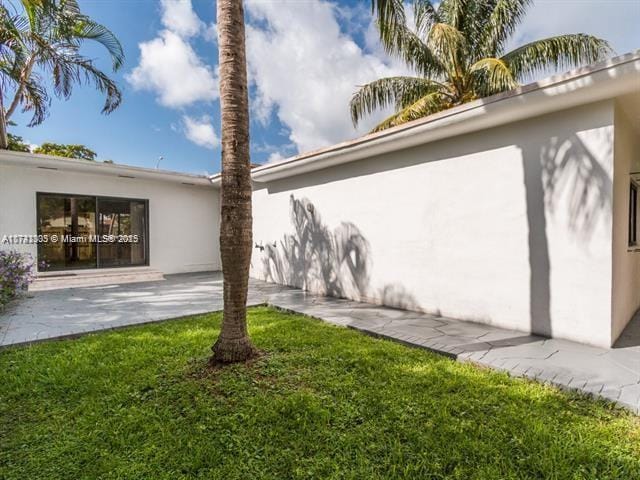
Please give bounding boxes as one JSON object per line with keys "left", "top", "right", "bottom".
{"left": 126, "top": 30, "right": 218, "bottom": 108}
{"left": 266, "top": 152, "right": 285, "bottom": 164}
{"left": 126, "top": 0, "right": 638, "bottom": 161}
{"left": 245, "top": 0, "right": 412, "bottom": 153}
{"left": 510, "top": 0, "right": 640, "bottom": 57}
{"left": 160, "top": 0, "right": 204, "bottom": 38}
{"left": 127, "top": 0, "right": 218, "bottom": 108}
{"left": 203, "top": 22, "right": 217, "bottom": 43}
{"left": 252, "top": 140, "right": 296, "bottom": 164}
{"left": 182, "top": 115, "right": 219, "bottom": 149}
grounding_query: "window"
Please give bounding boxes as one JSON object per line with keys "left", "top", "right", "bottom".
{"left": 630, "top": 182, "right": 638, "bottom": 247}
{"left": 37, "top": 193, "right": 148, "bottom": 271}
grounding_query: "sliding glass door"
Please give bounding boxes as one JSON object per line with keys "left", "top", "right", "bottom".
{"left": 37, "top": 194, "right": 97, "bottom": 270}
{"left": 97, "top": 198, "right": 147, "bottom": 268}
{"left": 37, "top": 193, "right": 148, "bottom": 271}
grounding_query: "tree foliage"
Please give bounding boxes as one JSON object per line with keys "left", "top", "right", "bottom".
{"left": 7, "top": 133, "right": 30, "bottom": 151}
{"left": 33, "top": 142, "right": 96, "bottom": 160}
{"left": 0, "top": 0, "right": 123, "bottom": 148}
{"left": 354, "top": 0, "right": 612, "bottom": 132}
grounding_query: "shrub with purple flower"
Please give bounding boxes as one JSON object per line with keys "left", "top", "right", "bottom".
{"left": 0, "top": 250, "right": 37, "bottom": 308}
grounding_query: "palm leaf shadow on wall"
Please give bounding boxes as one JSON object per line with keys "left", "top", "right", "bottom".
{"left": 523, "top": 131, "right": 612, "bottom": 338}
{"left": 258, "top": 127, "right": 612, "bottom": 336}
{"left": 259, "top": 195, "right": 418, "bottom": 310}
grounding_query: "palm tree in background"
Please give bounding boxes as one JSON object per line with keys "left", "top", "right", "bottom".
{"left": 0, "top": 0, "right": 123, "bottom": 148}
{"left": 211, "top": 0, "right": 257, "bottom": 363}
{"left": 354, "top": 0, "right": 612, "bottom": 132}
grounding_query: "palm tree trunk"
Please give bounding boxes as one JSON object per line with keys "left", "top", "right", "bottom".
{"left": 211, "top": 0, "right": 257, "bottom": 364}
{"left": 0, "top": 86, "right": 8, "bottom": 150}
{"left": 6, "top": 56, "right": 36, "bottom": 121}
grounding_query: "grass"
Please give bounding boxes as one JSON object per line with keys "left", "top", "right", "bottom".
{"left": 1, "top": 307, "right": 639, "bottom": 480}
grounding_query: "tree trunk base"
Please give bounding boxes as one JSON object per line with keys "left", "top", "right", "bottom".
{"left": 210, "top": 336, "right": 258, "bottom": 365}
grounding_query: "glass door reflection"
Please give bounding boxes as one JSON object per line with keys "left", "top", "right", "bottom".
{"left": 97, "top": 198, "right": 147, "bottom": 268}
{"left": 37, "top": 194, "right": 96, "bottom": 270}
{"left": 37, "top": 193, "right": 148, "bottom": 271}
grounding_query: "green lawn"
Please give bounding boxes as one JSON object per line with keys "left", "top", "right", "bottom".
{"left": 1, "top": 307, "right": 638, "bottom": 480}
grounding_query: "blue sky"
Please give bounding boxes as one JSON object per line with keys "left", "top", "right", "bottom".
{"left": 9, "top": 0, "right": 640, "bottom": 175}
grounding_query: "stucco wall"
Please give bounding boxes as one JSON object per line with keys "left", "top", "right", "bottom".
{"left": 251, "top": 101, "right": 615, "bottom": 347}
{"left": 612, "top": 102, "right": 640, "bottom": 343}
{"left": 0, "top": 164, "right": 220, "bottom": 274}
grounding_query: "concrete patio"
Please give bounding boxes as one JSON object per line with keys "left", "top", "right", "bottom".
{"left": 1, "top": 272, "right": 639, "bottom": 413}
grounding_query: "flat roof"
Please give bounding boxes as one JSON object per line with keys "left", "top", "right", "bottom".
{"left": 0, "top": 150, "right": 213, "bottom": 187}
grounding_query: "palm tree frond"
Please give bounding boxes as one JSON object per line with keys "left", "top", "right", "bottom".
{"left": 0, "top": 5, "right": 26, "bottom": 44}
{"left": 71, "top": 18, "right": 124, "bottom": 70}
{"left": 70, "top": 56, "right": 122, "bottom": 113}
{"left": 19, "top": 0, "right": 54, "bottom": 28}
{"left": 59, "top": 0, "right": 82, "bottom": 16}
{"left": 479, "top": 0, "right": 532, "bottom": 56}
{"left": 413, "top": 0, "right": 439, "bottom": 39}
{"left": 371, "top": 0, "right": 406, "bottom": 47}
{"left": 437, "top": 0, "right": 469, "bottom": 30}
{"left": 427, "top": 22, "right": 466, "bottom": 72}
{"left": 350, "top": 76, "right": 443, "bottom": 126}
{"left": 469, "top": 57, "right": 518, "bottom": 95}
{"left": 365, "top": 1, "right": 614, "bottom": 132}
{"left": 21, "top": 75, "right": 50, "bottom": 126}
{"left": 51, "top": 53, "right": 74, "bottom": 98}
{"left": 377, "top": 19, "right": 444, "bottom": 77}
{"left": 502, "top": 34, "right": 613, "bottom": 81}
{"left": 371, "top": 92, "right": 451, "bottom": 132}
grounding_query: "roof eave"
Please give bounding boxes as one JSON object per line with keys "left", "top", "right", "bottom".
{"left": 245, "top": 51, "right": 639, "bottom": 184}
{"left": 0, "top": 150, "right": 214, "bottom": 187}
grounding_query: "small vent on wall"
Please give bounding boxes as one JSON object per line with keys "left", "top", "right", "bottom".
{"left": 117, "top": 174, "right": 136, "bottom": 179}
{"left": 37, "top": 166, "right": 58, "bottom": 171}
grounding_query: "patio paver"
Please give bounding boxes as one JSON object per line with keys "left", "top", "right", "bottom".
{"left": 1, "top": 271, "right": 639, "bottom": 413}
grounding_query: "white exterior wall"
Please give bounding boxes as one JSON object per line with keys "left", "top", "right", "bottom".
{"left": 251, "top": 101, "right": 616, "bottom": 347}
{"left": 0, "top": 163, "right": 220, "bottom": 274}
{"left": 612, "top": 102, "right": 640, "bottom": 343}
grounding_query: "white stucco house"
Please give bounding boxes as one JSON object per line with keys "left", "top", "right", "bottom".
{"left": 1, "top": 52, "right": 639, "bottom": 348}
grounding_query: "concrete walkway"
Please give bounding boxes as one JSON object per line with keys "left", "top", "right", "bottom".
{"left": 1, "top": 272, "right": 639, "bottom": 413}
